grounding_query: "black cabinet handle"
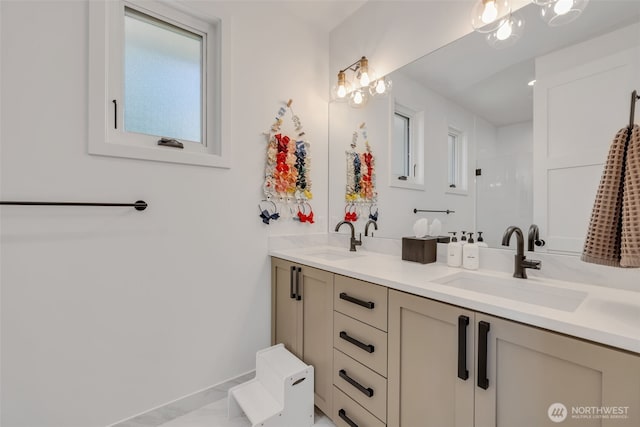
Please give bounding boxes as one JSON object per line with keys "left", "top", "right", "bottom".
{"left": 340, "top": 331, "right": 375, "bottom": 353}
{"left": 458, "top": 315, "right": 469, "bottom": 380}
{"left": 338, "top": 409, "right": 358, "bottom": 427}
{"left": 339, "top": 369, "right": 374, "bottom": 397}
{"left": 290, "top": 266, "right": 296, "bottom": 299}
{"left": 478, "top": 320, "right": 490, "bottom": 390}
{"left": 112, "top": 99, "right": 117, "bottom": 129}
{"left": 339, "top": 292, "right": 375, "bottom": 309}
{"left": 295, "top": 267, "right": 302, "bottom": 301}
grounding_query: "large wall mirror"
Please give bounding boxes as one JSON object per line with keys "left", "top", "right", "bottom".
{"left": 329, "top": 1, "right": 640, "bottom": 253}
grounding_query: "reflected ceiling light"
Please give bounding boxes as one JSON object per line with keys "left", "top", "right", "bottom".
{"left": 332, "top": 56, "right": 392, "bottom": 107}
{"left": 486, "top": 13, "right": 525, "bottom": 49}
{"left": 471, "top": 0, "right": 512, "bottom": 33}
{"left": 370, "top": 77, "right": 392, "bottom": 98}
{"left": 534, "top": 0, "right": 589, "bottom": 27}
{"left": 528, "top": 79, "right": 536, "bottom": 86}
{"left": 349, "top": 88, "right": 369, "bottom": 108}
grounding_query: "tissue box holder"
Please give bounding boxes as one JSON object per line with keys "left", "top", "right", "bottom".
{"left": 402, "top": 237, "right": 437, "bottom": 264}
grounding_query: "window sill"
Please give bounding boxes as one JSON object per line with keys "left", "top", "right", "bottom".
{"left": 445, "top": 188, "right": 468, "bottom": 196}
{"left": 390, "top": 178, "right": 425, "bottom": 191}
{"left": 88, "top": 140, "right": 231, "bottom": 168}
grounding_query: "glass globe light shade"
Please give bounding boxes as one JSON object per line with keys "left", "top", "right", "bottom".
{"left": 369, "top": 77, "right": 392, "bottom": 97}
{"left": 331, "top": 71, "right": 352, "bottom": 102}
{"left": 539, "top": 0, "right": 589, "bottom": 27}
{"left": 355, "top": 57, "right": 377, "bottom": 89}
{"left": 348, "top": 88, "right": 369, "bottom": 108}
{"left": 486, "top": 13, "right": 525, "bottom": 49}
{"left": 471, "top": 0, "right": 512, "bottom": 33}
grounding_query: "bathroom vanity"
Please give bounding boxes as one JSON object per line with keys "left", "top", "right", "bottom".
{"left": 270, "top": 248, "right": 640, "bottom": 427}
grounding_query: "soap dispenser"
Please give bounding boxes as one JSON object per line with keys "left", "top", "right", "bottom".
{"left": 476, "top": 231, "right": 488, "bottom": 248}
{"left": 460, "top": 231, "right": 468, "bottom": 246}
{"left": 447, "top": 232, "right": 462, "bottom": 267}
{"left": 463, "top": 232, "right": 479, "bottom": 270}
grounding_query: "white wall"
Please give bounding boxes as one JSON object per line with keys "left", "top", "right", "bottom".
{"left": 0, "top": 1, "right": 329, "bottom": 426}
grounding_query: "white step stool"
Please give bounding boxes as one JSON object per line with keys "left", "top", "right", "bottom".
{"left": 228, "top": 344, "right": 314, "bottom": 427}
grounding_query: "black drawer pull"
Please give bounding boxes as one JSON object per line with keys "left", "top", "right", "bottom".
{"left": 295, "top": 267, "right": 302, "bottom": 301}
{"left": 338, "top": 409, "right": 358, "bottom": 427}
{"left": 290, "top": 266, "right": 296, "bottom": 299}
{"left": 340, "top": 331, "right": 375, "bottom": 353}
{"left": 339, "top": 292, "right": 375, "bottom": 309}
{"left": 339, "top": 369, "right": 374, "bottom": 397}
{"left": 478, "top": 320, "right": 490, "bottom": 390}
{"left": 458, "top": 315, "right": 469, "bottom": 380}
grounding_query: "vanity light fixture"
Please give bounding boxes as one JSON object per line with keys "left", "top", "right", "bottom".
{"left": 471, "top": 0, "right": 512, "bottom": 33}
{"left": 332, "top": 56, "right": 392, "bottom": 108}
{"left": 534, "top": 0, "right": 589, "bottom": 27}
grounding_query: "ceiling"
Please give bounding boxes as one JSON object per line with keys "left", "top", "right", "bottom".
{"left": 398, "top": 1, "right": 640, "bottom": 127}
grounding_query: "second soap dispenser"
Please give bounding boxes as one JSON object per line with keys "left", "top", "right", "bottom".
{"left": 463, "top": 232, "right": 479, "bottom": 270}
{"left": 447, "top": 232, "right": 462, "bottom": 267}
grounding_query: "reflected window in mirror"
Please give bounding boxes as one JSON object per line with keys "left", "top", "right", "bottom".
{"left": 393, "top": 112, "right": 411, "bottom": 178}
{"left": 391, "top": 102, "right": 424, "bottom": 190}
{"left": 447, "top": 126, "right": 467, "bottom": 194}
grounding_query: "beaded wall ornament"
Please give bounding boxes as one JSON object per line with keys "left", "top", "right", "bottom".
{"left": 263, "top": 99, "right": 313, "bottom": 224}
{"left": 344, "top": 123, "right": 377, "bottom": 222}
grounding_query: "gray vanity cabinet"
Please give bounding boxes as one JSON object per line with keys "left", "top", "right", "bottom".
{"left": 389, "top": 289, "right": 640, "bottom": 427}
{"left": 270, "top": 258, "right": 334, "bottom": 417}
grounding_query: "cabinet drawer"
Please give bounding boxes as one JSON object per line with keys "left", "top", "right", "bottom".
{"left": 335, "top": 275, "right": 388, "bottom": 332}
{"left": 333, "top": 386, "right": 386, "bottom": 427}
{"left": 334, "top": 311, "right": 387, "bottom": 377}
{"left": 334, "top": 349, "right": 387, "bottom": 422}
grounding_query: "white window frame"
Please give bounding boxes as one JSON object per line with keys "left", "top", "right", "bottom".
{"left": 89, "top": 0, "right": 231, "bottom": 168}
{"left": 389, "top": 101, "right": 425, "bottom": 191}
{"left": 446, "top": 125, "right": 468, "bottom": 195}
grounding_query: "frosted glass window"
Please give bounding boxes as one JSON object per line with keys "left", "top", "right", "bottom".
{"left": 124, "top": 8, "right": 203, "bottom": 143}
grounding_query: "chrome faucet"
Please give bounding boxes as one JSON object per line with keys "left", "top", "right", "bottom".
{"left": 501, "top": 226, "right": 542, "bottom": 279}
{"left": 364, "top": 220, "right": 378, "bottom": 237}
{"left": 527, "top": 224, "right": 546, "bottom": 252}
{"left": 335, "top": 221, "right": 362, "bottom": 252}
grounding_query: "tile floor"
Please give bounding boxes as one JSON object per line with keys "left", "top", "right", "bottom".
{"left": 113, "top": 371, "right": 336, "bottom": 427}
{"left": 159, "top": 398, "right": 336, "bottom": 427}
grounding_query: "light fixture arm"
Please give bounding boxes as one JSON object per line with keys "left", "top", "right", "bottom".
{"left": 340, "top": 56, "right": 368, "bottom": 74}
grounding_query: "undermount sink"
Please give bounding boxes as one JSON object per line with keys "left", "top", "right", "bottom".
{"left": 302, "top": 248, "right": 365, "bottom": 261}
{"left": 433, "top": 272, "right": 587, "bottom": 312}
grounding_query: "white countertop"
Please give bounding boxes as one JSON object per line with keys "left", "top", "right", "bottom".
{"left": 269, "top": 245, "right": 640, "bottom": 354}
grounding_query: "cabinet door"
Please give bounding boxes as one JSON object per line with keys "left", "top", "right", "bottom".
{"left": 271, "top": 258, "right": 302, "bottom": 358}
{"left": 300, "top": 265, "right": 334, "bottom": 418}
{"left": 388, "top": 290, "right": 475, "bottom": 427}
{"left": 475, "top": 313, "right": 640, "bottom": 427}
{"left": 271, "top": 258, "right": 334, "bottom": 417}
